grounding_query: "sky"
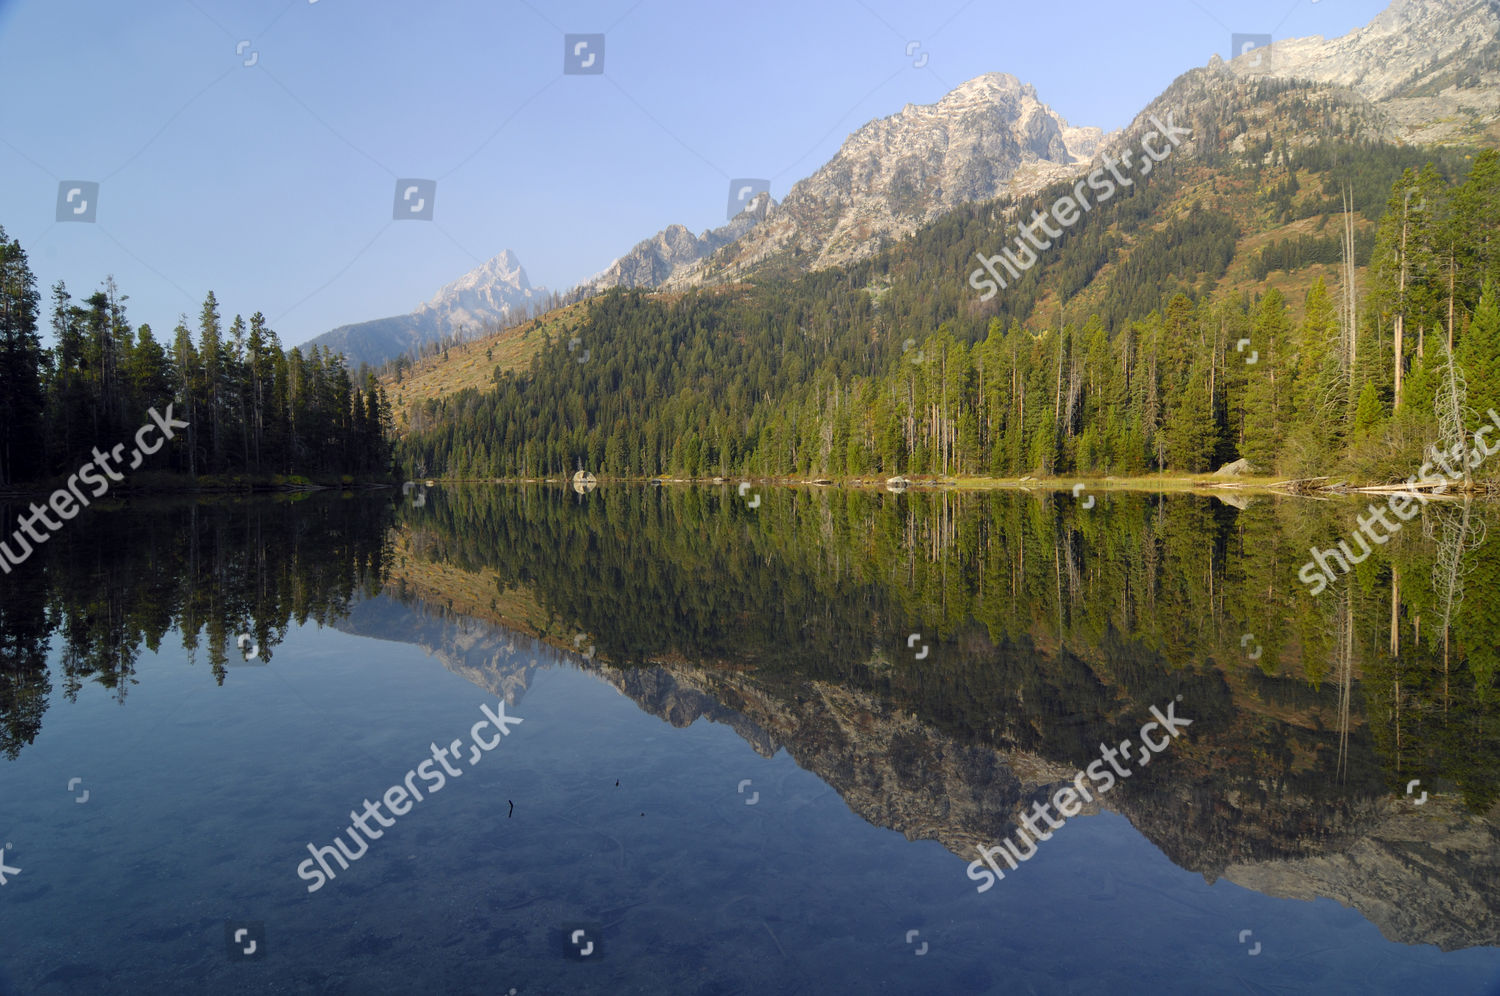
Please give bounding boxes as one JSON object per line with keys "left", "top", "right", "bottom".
{"left": 0, "top": 0, "right": 1392, "bottom": 349}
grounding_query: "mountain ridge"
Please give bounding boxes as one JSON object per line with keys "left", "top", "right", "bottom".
{"left": 1224, "top": 0, "right": 1500, "bottom": 145}
{"left": 664, "top": 72, "right": 1106, "bottom": 289}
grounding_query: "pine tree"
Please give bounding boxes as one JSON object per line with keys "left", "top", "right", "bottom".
{"left": 171, "top": 319, "right": 200, "bottom": 476}
{"left": 199, "top": 291, "right": 224, "bottom": 469}
{"left": 1352, "top": 381, "right": 1383, "bottom": 441}
{"left": 47, "top": 282, "right": 91, "bottom": 468}
{"left": 1291, "top": 278, "right": 1344, "bottom": 448}
{"left": 1240, "top": 290, "right": 1291, "bottom": 470}
{"left": 0, "top": 229, "right": 44, "bottom": 485}
{"left": 1451, "top": 150, "right": 1500, "bottom": 304}
{"left": 1164, "top": 357, "right": 1216, "bottom": 471}
{"left": 126, "top": 323, "right": 173, "bottom": 415}
{"left": 1457, "top": 281, "right": 1500, "bottom": 423}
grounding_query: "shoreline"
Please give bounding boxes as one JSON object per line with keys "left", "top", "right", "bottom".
{"left": 405, "top": 474, "right": 1500, "bottom": 498}
{"left": 5, "top": 474, "right": 1494, "bottom": 500}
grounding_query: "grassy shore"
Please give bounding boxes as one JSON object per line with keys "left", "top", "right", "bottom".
{"left": 408, "top": 472, "right": 1500, "bottom": 498}
{"left": 420, "top": 472, "right": 1285, "bottom": 492}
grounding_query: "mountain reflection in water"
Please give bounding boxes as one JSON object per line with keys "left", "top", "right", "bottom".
{"left": 2, "top": 484, "right": 1498, "bottom": 982}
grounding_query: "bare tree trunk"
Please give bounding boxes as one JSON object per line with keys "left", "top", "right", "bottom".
{"left": 1390, "top": 566, "right": 1400, "bottom": 658}
{"left": 1341, "top": 185, "right": 1359, "bottom": 394}
{"left": 1053, "top": 334, "right": 1064, "bottom": 456}
{"left": 1448, "top": 251, "right": 1457, "bottom": 354}
{"left": 1335, "top": 590, "right": 1353, "bottom": 782}
{"left": 1395, "top": 192, "right": 1412, "bottom": 410}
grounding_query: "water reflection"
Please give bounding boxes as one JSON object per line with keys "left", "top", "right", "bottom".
{"left": 0, "top": 493, "right": 391, "bottom": 758}
{"left": 3, "top": 484, "right": 1498, "bottom": 954}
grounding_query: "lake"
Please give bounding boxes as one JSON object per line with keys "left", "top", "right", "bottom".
{"left": 1, "top": 484, "right": 1497, "bottom": 994}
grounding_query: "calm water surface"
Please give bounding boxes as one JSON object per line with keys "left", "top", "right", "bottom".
{"left": 0, "top": 485, "right": 1497, "bottom": 994}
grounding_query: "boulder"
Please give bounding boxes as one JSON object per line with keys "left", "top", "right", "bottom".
{"left": 1213, "top": 458, "right": 1255, "bottom": 478}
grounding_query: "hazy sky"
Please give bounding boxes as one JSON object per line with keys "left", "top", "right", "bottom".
{"left": 0, "top": 0, "right": 1390, "bottom": 348}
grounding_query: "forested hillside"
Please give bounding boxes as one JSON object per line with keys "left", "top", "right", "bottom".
{"left": 394, "top": 135, "right": 1498, "bottom": 484}
{"left": 0, "top": 232, "right": 393, "bottom": 487}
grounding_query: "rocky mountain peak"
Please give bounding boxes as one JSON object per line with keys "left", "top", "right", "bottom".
{"left": 426, "top": 248, "right": 530, "bottom": 304}
{"left": 417, "top": 249, "right": 537, "bottom": 324}
{"left": 1225, "top": 0, "right": 1500, "bottom": 143}
{"left": 579, "top": 204, "right": 769, "bottom": 293}
{"left": 661, "top": 72, "right": 1107, "bottom": 287}
{"left": 580, "top": 71, "right": 1105, "bottom": 295}
{"left": 304, "top": 249, "right": 544, "bottom": 368}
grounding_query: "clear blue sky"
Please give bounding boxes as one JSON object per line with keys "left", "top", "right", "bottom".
{"left": 0, "top": 0, "right": 1390, "bottom": 348}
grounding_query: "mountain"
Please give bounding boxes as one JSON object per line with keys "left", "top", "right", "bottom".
{"left": 580, "top": 208, "right": 769, "bottom": 293}
{"left": 578, "top": 72, "right": 1101, "bottom": 295}
{"left": 389, "top": 0, "right": 1500, "bottom": 484}
{"left": 664, "top": 72, "right": 1105, "bottom": 288}
{"left": 1224, "top": 0, "right": 1500, "bottom": 145}
{"left": 305, "top": 250, "right": 545, "bottom": 369}
{"left": 333, "top": 0, "right": 1500, "bottom": 370}
{"left": 669, "top": 0, "right": 1499, "bottom": 291}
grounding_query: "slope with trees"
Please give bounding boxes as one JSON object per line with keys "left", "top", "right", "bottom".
{"left": 394, "top": 143, "right": 1500, "bottom": 485}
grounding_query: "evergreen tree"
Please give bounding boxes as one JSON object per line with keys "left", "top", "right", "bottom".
{"left": 1458, "top": 281, "right": 1500, "bottom": 422}
{"left": 1240, "top": 290, "right": 1291, "bottom": 470}
{"left": 0, "top": 229, "right": 44, "bottom": 485}
{"left": 1352, "top": 381, "right": 1383, "bottom": 441}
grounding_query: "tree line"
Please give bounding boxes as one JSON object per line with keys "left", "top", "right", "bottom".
{"left": 0, "top": 230, "right": 394, "bottom": 488}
